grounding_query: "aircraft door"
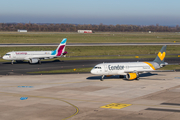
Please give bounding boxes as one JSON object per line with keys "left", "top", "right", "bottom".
{"left": 12, "top": 52, "right": 16, "bottom": 59}
{"left": 104, "top": 64, "right": 109, "bottom": 75}
{"left": 105, "top": 64, "right": 108, "bottom": 72}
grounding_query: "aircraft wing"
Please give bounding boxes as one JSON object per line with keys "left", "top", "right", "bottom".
{"left": 148, "top": 70, "right": 174, "bottom": 72}
{"left": 31, "top": 57, "right": 54, "bottom": 60}
{"left": 24, "top": 56, "right": 55, "bottom": 60}
{"left": 124, "top": 70, "right": 174, "bottom": 73}
{"left": 124, "top": 70, "right": 152, "bottom": 73}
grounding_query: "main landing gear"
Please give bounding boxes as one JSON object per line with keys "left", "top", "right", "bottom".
{"left": 136, "top": 74, "right": 140, "bottom": 80}
{"left": 135, "top": 72, "right": 139, "bottom": 80}
{"left": 38, "top": 60, "right": 41, "bottom": 64}
{"left": 11, "top": 60, "right": 14, "bottom": 65}
{"left": 100, "top": 75, "right": 104, "bottom": 81}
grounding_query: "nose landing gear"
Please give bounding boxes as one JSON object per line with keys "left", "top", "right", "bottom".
{"left": 100, "top": 75, "right": 104, "bottom": 81}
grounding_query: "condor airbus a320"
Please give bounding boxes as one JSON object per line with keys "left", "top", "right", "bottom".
{"left": 91, "top": 45, "right": 168, "bottom": 81}
{"left": 3, "top": 38, "right": 67, "bottom": 64}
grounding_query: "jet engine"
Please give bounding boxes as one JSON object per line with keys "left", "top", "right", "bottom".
{"left": 29, "top": 59, "right": 39, "bottom": 64}
{"left": 126, "top": 73, "right": 138, "bottom": 80}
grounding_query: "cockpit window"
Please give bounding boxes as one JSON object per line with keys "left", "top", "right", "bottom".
{"left": 5, "top": 54, "right": 10, "bottom": 56}
{"left": 94, "top": 67, "right": 101, "bottom": 69}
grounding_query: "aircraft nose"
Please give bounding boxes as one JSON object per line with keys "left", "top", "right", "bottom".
{"left": 90, "top": 69, "right": 95, "bottom": 74}
{"left": 2, "top": 55, "right": 8, "bottom": 60}
{"left": 2, "top": 56, "right": 6, "bottom": 60}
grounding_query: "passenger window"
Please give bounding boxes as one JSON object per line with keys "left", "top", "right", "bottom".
{"left": 94, "top": 67, "right": 101, "bottom": 69}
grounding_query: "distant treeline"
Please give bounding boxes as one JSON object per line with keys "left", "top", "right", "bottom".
{"left": 0, "top": 23, "right": 180, "bottom": 32}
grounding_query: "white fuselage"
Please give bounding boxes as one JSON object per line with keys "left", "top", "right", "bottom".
{"left": 90, "top": 45, "right": 167, "bottom": 81}
{"left": 3, "top": 51, "right": 57, "bottom": 61}
{"left": 91, "top": 62, "right": 160, "bottom": 75}
{"left": 2, "top": 38, "right": 67, "bottom": 64}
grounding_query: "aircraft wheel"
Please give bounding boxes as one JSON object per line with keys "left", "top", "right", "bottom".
{"left": 100, "top": 75, "right": 104, "bottom": 81}
{"left": 38, "top": 60, "right": 41, "bottom": 64}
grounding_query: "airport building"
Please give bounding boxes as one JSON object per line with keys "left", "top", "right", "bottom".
{"left": 78, "top": 30, "right": 92, "bottom": 33}
{"left": 17, "top": 29, "right": 27, "bottom": 32}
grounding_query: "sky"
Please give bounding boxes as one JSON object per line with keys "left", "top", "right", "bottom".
{"left": 0, "top": 0, "right": 180, "bottom": 25}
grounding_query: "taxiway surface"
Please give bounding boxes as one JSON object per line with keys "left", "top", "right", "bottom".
{"left": 0, "top": 72, "right": 180, "bottom": 120}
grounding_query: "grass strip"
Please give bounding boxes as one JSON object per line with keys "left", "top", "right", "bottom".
{"left": 0, "top": 45, "right": 180, "bottom": 58}
{"left": 28, "top": 67, "right": 92, "bottom": 74}
{"left": 0, "top": 32, "right": 180, "bottom": 43}
{"left": 159, "top": 65, "right": 180, "bottom": 70}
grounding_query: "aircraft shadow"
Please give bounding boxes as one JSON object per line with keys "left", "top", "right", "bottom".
{"left": 139, "top": 73, "right": 158, "bottom": 77}
{"left": 87, "top": 75, "right": 124, "bottom": 81}
{"left": 41, "top": 60, "right": 64, "bottom": 64}
{"left": 3, "top": 59, "right": 63, "bottom": 65}
{"left": 87, "top": 73, "right": 159, "bottom": 81}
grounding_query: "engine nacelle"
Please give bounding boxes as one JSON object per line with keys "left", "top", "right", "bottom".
{"left": 29, "top": 59, "right": 39, "bottom": 63}
{"left": 126, "top": 73, "right": 137, "bottom": 80}
{"left": 44, "top": 57, "right": 54, "bottom": 59}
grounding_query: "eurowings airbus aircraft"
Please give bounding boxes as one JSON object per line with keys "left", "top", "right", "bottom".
{"left": 91, "top": 45, "right": 168, "bottom": 81}
{"left": 3, "top": 38, "right": 67, "bottom": 64}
